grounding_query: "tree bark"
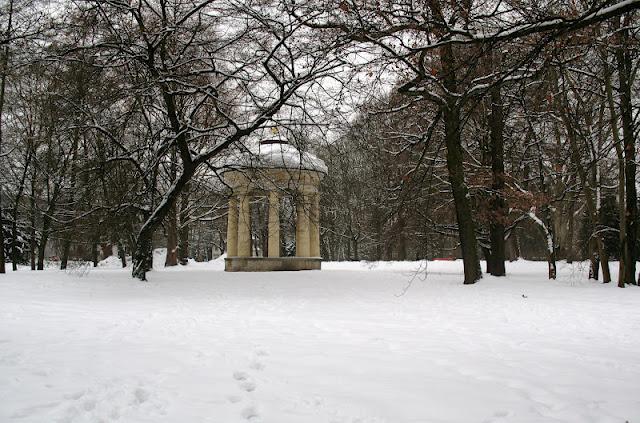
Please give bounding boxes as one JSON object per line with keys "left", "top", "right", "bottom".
{"left": 561, "top": 107, "right": 611, "bottom": 283}
{"left": 60, "top": 239, "right": 72, "bottom": 270}
{"left": 482, "top": 246, "right": 493, "bottom": 274}
{"left": 11, "top": 150, "right": 30, "bottom": 270}
{"left": 488, "top": 84, "right": 506, "bottom": 276}
{"left": 0, "top": 206, "right": 4, "bottom": 273}
{"left": 165, "top": 149, "right": 178, "bottom": 267}
{"left": 602, "top": 44, "right": 626, "bottom": 288}
{"left": 440, "top": 44, "right": 482, "bottom": 284}
{"left": 616, "top": 22, "right": 637, "bottom": 285}
{"left": 397, "top": 213, "right": 406, "bottom": 261}
{"left": 165, "top": 203, "right": 178, "bottom": 266}
{"left": 118, "top": 240, "right": 127, "bottom": 268}
{"left": 566, "top": 198, "right": 575, "bottom": 263}
{"left": 0, "top": 0, "right": 13, "bottom": 274}
{"left": 60, "top": 127, "right": 81, "bottom": 270}
{"left": 29, "top": 166, "right": 36, "bottom": 270}
{"left": 36, "top": 204, "right": 55, "bottom": 271}
{"left": 36, "top": 230, "right": 48, "bottom": 270}
{"left": 91, "top": 228, "right": 100, "bottom": 267}
{"left": 588, "top": 237, "right": 600, "bottom": 280}
{"left": 178, "top": 184, "right": 190, "bottom": 264}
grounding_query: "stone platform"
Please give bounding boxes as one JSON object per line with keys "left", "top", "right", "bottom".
{"left": 225, "top": 257, "right": 322, "bottom": 272}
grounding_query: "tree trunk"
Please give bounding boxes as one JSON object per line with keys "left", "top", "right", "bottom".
{"left": 29, "top": 167, "right": 36, "bottom": 270}
{"left": 566, "top": 199, "right": 575, "bottom": 263}
{"left": 0, "top": 0, "right": 13, "bottom": 275}
{"left": 602, "top": 44, "right": 626, "bottom": 288}
{"left": 439, "top": 43, "right": 481, "bottom": 284}
{"left": 616, "top": 23, "right": 637, "bottom": 285}
{"left": 165, "top": 149, "right": 178, "bottom": 267}
{"left": 373, "top": 199, "right": 383, "bottom": 261}
{"left": 507, "top": 231, "right": 521, "bottom": 261}
{"left": 397, "top": 213, "right": 406, "bottom": 261}
{"left": 488, "top": 84, "right": 506, "bottom": 276}
{"left": 36, "top": 206, "right": 54, "bottom": 271}
{"left": 588, "top": 237, "right": 600, "bottom": 280}
{"left": 91, "top": 230, "right": 99, "bottom": 267}
{"left": 60, "top": 239, "right": 72, "bottom": 270}
{"left": 60, "top": 128, "right": 80, "bottom": 270}
{"left": 561, "top": 109, "right": 611, "bottom": 283}
{"left": 11, "top": 146, "right": 33, "bottom": 270}
{"left": 36, "top": 230, "right": 48, "bottom": 270}
{"left": 118, "top": 240, "right": 127, "bottom": 268}
{"left": 548, "top": 257, "right": 557, "bottom": 280}
{"left": 545, "top": 211, "right": 557, "bottom": 280}
{"left": 132, "top": 165, "right": 195, "bottom": 280}
{"left": 29, "top": 224, "right": 35, "bottom": 270}
{"left": 10, "top": 215, "right": 18, "bottom": 271}
{"left": 0, "top": 206, "right": 4, "bottom": 274}
{"left": 530, "top": 149, "right": 556, "bottom": 281}
{"left": 178, "top": 185, "right": 190, "bottom": 264}
{"left": 482, "top": 246, "right": 493, "bottom": 274}
{"left": 132, "top": 228, "right": 153, "bottom": 280}
{"left": 165, "top": 203, "right": 178, "bottom": 266}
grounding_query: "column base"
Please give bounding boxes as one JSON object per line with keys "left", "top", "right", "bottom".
{"left": 225, "top": 257, "right": 322, "bottom": 272}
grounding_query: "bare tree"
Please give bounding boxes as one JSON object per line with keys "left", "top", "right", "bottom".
{"left": 59, "top": 0, "right": 348, "bottom": 279}
{"left": 290, "top": 0, "right": 639, "bottom": 283}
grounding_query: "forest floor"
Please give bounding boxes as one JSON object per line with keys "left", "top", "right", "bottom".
{"left": 1, "top": 256, "right": 639, "bottom": 423}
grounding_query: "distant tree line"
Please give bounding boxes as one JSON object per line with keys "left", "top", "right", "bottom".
{"left": 1, "top": 0, "right": 639, "bottom": 287}
{"left": 300, "top": 0, "right": 640, "bottom": 287}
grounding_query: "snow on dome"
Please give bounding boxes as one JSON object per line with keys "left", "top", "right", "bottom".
{"left": 225, "top": 139, "right": 328, "bottom": 174}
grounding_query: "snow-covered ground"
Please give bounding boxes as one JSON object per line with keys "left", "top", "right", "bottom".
{"left": 1, "top": 258, "right": 639, "bottom": 423}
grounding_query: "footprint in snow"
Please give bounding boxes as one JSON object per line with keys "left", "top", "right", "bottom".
{"left": 233, "top": 370, "right": 256, "bottom": 391}
{"left": 233, "top": 371, "right": 249, "bottom": 381}
{"left": 249, "top": 361, "right": 264, "bottom": 371}
{"left": 134, "top": 387, "right": 150, "bottom": 404}
{"left": 249, "top": 348, "right": 267, "bottom": 371}
{"left": 64, "top": 390, "right": 85, "bottom": 401}
{"left": 227, "top": 395, "right": 242, "bottom": 404}
{"left": 240, "top": 381, "right": 256, "bottom": 392}
{"left": 241, "top": 405, "right": 260, "bottom": 420}
{"left": 482, "top": 410, "right": 512, "bottom": 423}
{"left": 82, "top": 398, "right": 96, "bottom": 411}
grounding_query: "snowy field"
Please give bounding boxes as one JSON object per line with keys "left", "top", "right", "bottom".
{"left": 1, "top": 258, "right": 639, "bottom": 423}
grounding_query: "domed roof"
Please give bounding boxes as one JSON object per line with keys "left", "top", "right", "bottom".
{"left": 226, "top": 139, "right": 328, "bottom": 174}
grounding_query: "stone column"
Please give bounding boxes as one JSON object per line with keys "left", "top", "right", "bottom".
{"left": 237, "top": 193, "right": 251, "bottom": 257}
{"left": 226, "top": 196, "right": 238, "bottom": 257}
{"left": 296, "top": 194, "right": 310, "bottom": 257}
{"left": 309, "top": 192, "right": 320, "bottom": 258}
{"left": 268, "top": 191, "right": 280, "bottom": 258}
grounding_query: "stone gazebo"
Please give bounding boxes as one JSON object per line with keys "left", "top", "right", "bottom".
{"left": 223, "top": 139, "right": 327, "bottom": 271}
